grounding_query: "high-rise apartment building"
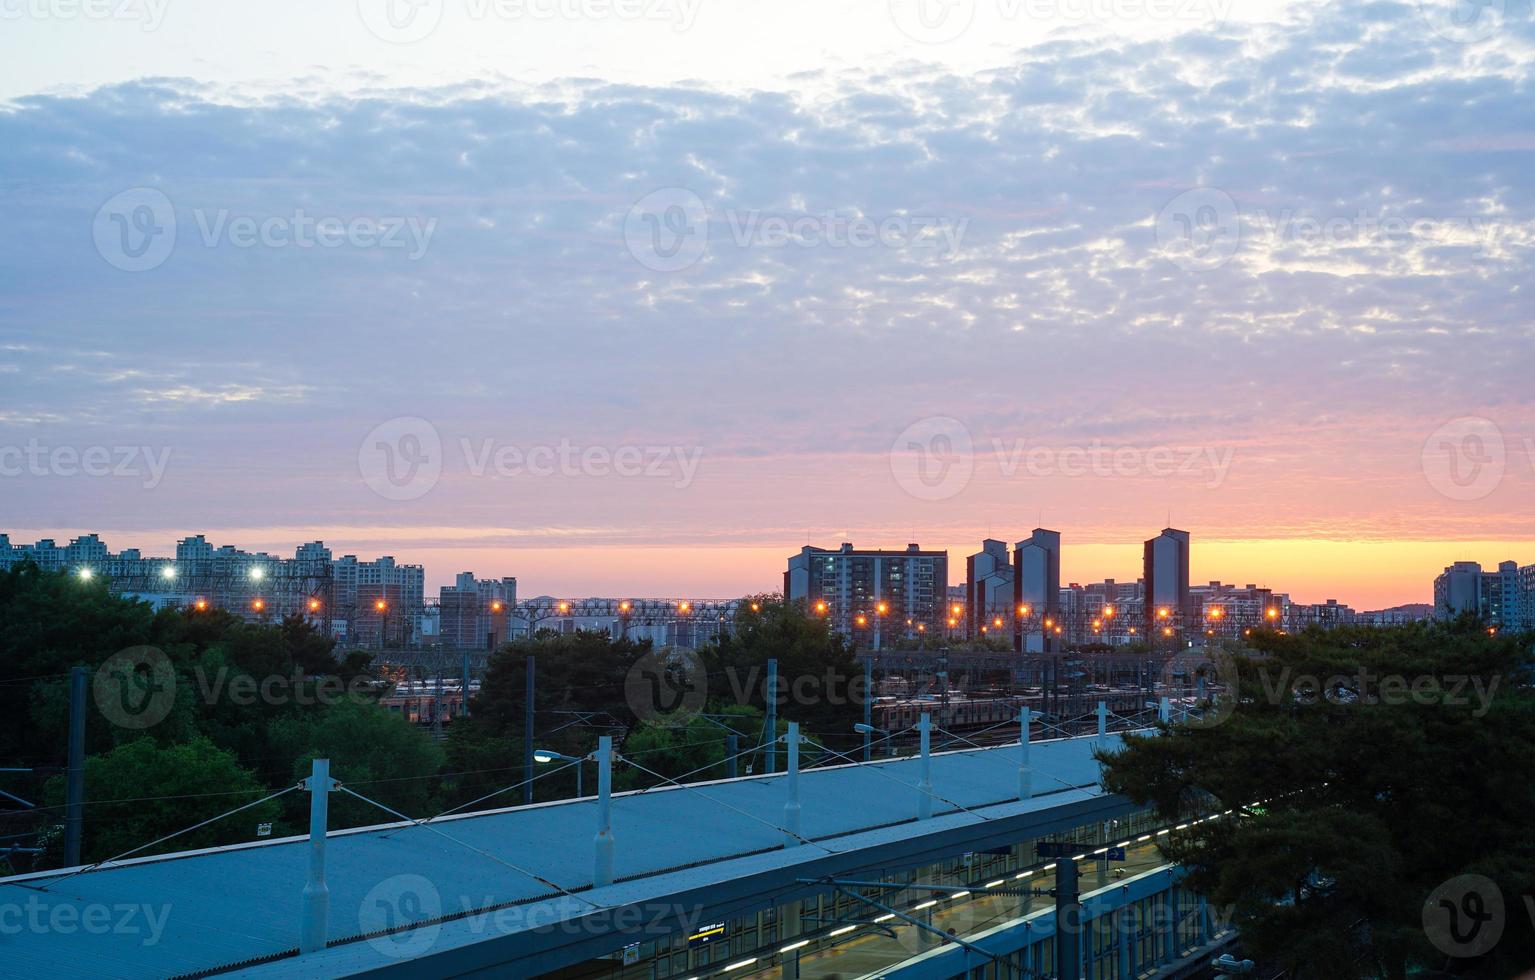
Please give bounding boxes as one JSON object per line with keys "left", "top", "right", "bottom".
{"left": 439, "top": 572, "right": 518, "bottom": 650}
{"left": 1434, "top": 560, "right": 1529, "bottom": 630}
{"left": 1143, "top": 528, "right": 1192, "bottom": 635}
{"left": 785, "top": 543, "right": 948, "bottom": 643}
{"left": 1014, "top": 529, "right": 1061, "bottom": 652}
{"left": 965, "top": 539, "right": 1013, "bottom": 638}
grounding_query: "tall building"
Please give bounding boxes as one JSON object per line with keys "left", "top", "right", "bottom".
{"left": 785, "top": 543, "right": 949, "bottom": 643}
{"left": 1014, "top": 529, "right": 1061, "bottom": 652}
{"left": 1143, "top": 528, "right": 1192, "bottom": 636}
{"left": 439, "top": 572, "right": 518, "bottom": 650}
{"left": 0, "top": 533, "right": 425, "bottom": 645}
{"left": 965, "top": 539, "right": 1013, "bottom": 638}
{"left": 1434, "top": 560, "right": 1529, "bottom": 629}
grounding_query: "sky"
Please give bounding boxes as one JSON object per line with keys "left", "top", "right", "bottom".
{"left": 1, "top": 0, "right": 1533, "bottom": 608}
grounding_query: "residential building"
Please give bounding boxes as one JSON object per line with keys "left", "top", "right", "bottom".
{"left": 785, "top": 543, "right": 949, "bottom": 643}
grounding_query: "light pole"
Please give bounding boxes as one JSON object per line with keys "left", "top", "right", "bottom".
{"left": 853, "top": 722, "right": 896, "bottom": 758}
{"left": 534, "top": 749, "right": 586, "bottom": 798}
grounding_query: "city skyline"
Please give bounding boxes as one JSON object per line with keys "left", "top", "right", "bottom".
{"left": 4, "top": 526, "right": 1526, "bottom": 611}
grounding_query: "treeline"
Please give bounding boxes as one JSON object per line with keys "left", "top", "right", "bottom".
{"left": 0, "top": 568, "right": 863, "bottom": 870}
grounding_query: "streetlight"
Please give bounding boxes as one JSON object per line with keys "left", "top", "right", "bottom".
{"left": 308, "top": 598, "right": 322, "bottom": 613}
{"left": 252, "top": 598, "right": 266, "bottom": 613}
{"left": 77, "top": 568, "right": 93, "bottom": 582}
{"left": 533, "top": 749, "right": 587, "bottom": 797}
{"left": 853, "top": 723, "right": 896, "bottom": 757}
{"left": 160, "top": 565, "right": 176, "bottom": 581}
{"left": 250, "top": 567, "right": 265, "bottom": 581}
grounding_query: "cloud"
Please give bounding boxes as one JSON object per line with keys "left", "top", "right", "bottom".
{"left": 0, "top": 0, "right": 1531, "bottom": 569}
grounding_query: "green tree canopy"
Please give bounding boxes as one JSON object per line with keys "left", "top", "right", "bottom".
{"left": 43, "top": 736, "right": 284, "bottom": 865}
{"left": 1098, "top": 621, "right": 1535, "bottom": 978}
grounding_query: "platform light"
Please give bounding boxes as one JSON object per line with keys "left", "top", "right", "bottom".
{"left": 723, "top": 958, "right": 759, "bottom": 971}
{"left": 829, "top": 925, "right": 857, "bottom": 936}
{"left": 779, "top": 940, "right": 809, "bottom": 953}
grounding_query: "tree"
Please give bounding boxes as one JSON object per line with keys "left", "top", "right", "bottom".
{"left": 1097, "top": 621, "right": 1535, "bottom": 978}
{"left": 268, "top": 697, "right": 445, "bottom": 829}
{"left": 706, "top": 596, "right": 864, "bottom": 732}
{"left": 43, "top": 737, "right": 284, "bottom": 865}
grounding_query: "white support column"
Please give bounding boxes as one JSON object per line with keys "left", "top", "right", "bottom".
{"left": 917, "top": 712, "right": 933, "bottom": 820}
{"left": 300, "top": 758, "right": 332, "bottom": 955}
{"left": 1018, "top": 707, "right": 1033, "bottom": 800}
{"left": 783, "top": 722, "right": 802, "bottom": 846}
{"left": 594, "top": 736, "right": 615, "bottom": 888}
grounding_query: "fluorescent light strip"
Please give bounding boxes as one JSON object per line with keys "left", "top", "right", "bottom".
{"left": 874, "top": 913, "right": 895, "bottom": 923}
{"left": 779, "top": 940, "right": 808, "bottom": 953}
{"left": 828, "top": 925, "right": 856, "bottom": 936}
{"left": 950, "top": 890, "right": 970, "bottom": 899}
{"left": 913, "top": 900, "right": 937, "bottom": 910}
{"left": 724, "top": 959, "right": 757, "bottom": 972}
{"left": 985, "top": 879, "right": 1005, "bottom": 889}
